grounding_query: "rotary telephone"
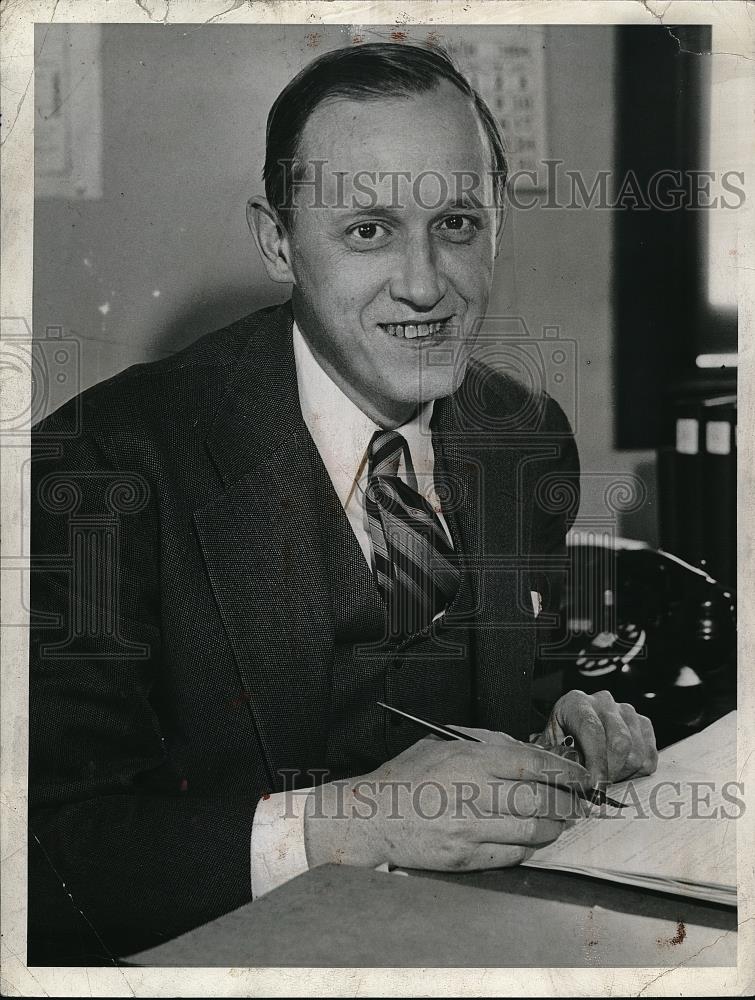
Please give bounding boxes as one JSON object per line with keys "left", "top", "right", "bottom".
{"left": 535, "top": 540, "right": 736, "bottom": 748}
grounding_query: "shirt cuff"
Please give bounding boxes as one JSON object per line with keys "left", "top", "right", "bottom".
{"left": 250, "top": 789, "right": 312, "bottom": 900}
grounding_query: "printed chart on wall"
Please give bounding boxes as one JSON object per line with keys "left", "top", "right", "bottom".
{"left": 447, "top": 26, "right": 548, "bottom": 191}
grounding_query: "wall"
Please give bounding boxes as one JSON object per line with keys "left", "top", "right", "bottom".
{"left": 489, "top": 26, "right": 658, "bottom": 542}
{"left": 33, "top": 23, "right": 657, "bottom": 544}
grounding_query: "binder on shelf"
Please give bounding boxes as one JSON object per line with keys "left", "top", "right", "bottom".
{"left": 657, "top": 390, "right": 737, "bottom": 591}
{"left": 669, "top": 398, "right": 706, "bottom": 571}
{"left": 700, "top": 395, "right": 736, "bottom": 588}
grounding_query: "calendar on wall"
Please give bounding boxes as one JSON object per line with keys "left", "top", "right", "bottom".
{"left": 35, "top": 24, "right": 103, "bottom": 199}
{"left": 447, "top": 26, "right": 549, "bottom": 190}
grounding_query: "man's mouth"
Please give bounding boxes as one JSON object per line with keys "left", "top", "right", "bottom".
{"left": 379, "top": 318, "right": 452, "bottom": 340}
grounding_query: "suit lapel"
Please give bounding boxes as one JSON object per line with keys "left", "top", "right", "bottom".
{"left": 194, "top": 304, "right": 334, "bottom": 786}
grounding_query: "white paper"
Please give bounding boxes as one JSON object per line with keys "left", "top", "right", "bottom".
{"left": 525, "top": 713, "right": 738, "bottom": 903}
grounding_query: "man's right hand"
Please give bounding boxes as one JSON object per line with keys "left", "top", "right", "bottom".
{"left": 303, "top": 729, "right": 590, "bottom": 873}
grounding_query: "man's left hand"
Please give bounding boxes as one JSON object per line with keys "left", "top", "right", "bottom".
{"left": 537, "top": 689, "right": 658, "bottom": 787}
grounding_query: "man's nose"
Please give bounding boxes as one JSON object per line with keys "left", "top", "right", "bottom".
{"left": 389, "top": 237, "right": 447, "bottom": 311}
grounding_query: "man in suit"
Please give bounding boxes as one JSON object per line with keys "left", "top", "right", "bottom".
{"left": 28, "top": 43, "right": 657, "bottom": 963}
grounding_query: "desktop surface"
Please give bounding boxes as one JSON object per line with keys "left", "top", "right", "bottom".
{"left": 129, "top": 862, "right": 736, "bottom": 968}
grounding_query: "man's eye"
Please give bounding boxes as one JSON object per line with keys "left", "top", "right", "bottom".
{"left": 439, "top": 215, "right": 476, "bottom": 234}
{"left": 348, "top": 222, "right": 388, "bottom": 241}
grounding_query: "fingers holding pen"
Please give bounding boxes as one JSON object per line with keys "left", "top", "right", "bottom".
{"left": 481, "top": 741, "right": 590, "bottom": 792}
{"left": 481, "top": 774, "right": 585, "bottom": 823}
{"left": 436, "top": 740, "right": 590, "bottom": 820}
{"left": 460, "top": 744, "right": 589, "bottom": 821}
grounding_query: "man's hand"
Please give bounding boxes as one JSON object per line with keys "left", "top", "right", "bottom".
{"left": 537, "top": 689, "right": 658, "bottom": 787}
{"left": 303, "top": 732, "right": 589, "bottom": 874}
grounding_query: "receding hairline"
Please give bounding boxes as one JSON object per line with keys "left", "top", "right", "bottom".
{"left": 263, "top": 42, "right": 508, "bottom": 224}
{"left": 290, "top": 82, "right": 500, "bottom": 179}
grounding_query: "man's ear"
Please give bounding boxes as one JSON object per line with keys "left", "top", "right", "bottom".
{"left": 246, "top": 197, "right": 295, "bottom": 284}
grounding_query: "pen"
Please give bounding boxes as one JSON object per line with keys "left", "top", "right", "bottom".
{"left": 377, "top": 701, "right": 627, "bottom": 809}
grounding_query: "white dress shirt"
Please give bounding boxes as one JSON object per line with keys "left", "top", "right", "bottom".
{"left": 293, "top": 321, "right": 452, "bottom": 558}
{"left": 250, "top": 321, "right": 451, "bottom": 899}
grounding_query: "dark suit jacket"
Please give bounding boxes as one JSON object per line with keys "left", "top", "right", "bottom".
{"left": 28, "top": 301, "right": 579, "bottom": 963}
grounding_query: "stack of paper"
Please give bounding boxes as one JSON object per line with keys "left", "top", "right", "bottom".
{"left": 524, "top": 712, "right": 737, "bottom": 906}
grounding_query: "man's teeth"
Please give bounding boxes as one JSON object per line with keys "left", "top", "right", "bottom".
{"left": 384, "top": 321, "right": 444, "bottom": 339}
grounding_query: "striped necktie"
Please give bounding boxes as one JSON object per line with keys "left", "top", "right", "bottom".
{"left": 365, "top": 429, "right": 460, "bottom": 638}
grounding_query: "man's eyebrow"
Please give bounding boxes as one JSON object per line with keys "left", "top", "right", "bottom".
{"left": 444, "top": 192, "right": 486, "bottom": 211}
{"left": 337, "top": 206, "right": 405, "bottom": 223}
{"left": 332, "top": 193, "right": 487, "bottom": 225}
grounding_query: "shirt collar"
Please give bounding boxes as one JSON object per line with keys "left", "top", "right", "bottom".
{"left": 292, "top": 320, "right": 435, "bottom": 509}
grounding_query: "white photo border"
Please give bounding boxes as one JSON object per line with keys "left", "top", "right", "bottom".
{"left": 1, "top": 1, "right": 753, "bottom": 995}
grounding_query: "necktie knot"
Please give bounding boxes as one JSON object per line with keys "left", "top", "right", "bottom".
{"left": 368, "top": 429, "right": 405, "bottom": 480}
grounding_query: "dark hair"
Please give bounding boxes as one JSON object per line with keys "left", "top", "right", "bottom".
{"left": 263, "top": 41, "right": 508, "bottom": 226}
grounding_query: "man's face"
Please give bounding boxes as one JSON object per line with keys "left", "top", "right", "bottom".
{"left": 284, "top": 81, "right": 500, "bottom": 425}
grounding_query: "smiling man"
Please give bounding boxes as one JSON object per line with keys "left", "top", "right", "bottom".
{"left": 251, "top": 61, "right": 500, "bottom": 427}
{"left": 28, "top": 43, "right": 657, "bottom": 964}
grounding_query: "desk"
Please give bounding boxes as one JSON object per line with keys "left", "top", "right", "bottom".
{"left": 129, "top": 863, "right": 736, "bottom": 967}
